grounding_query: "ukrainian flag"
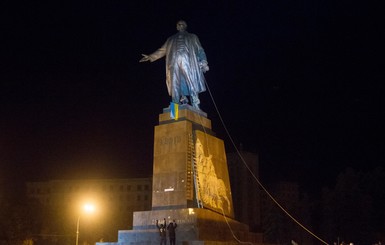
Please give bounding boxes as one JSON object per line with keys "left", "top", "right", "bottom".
{"left": 170, "top": 102, "right": 179, "bottom": 120}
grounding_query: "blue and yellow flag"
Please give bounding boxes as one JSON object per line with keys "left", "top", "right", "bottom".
{"left": 170, "top": 102, "right": 179, "bottom": 120}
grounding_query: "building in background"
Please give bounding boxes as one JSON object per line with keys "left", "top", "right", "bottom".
{"left": 26, "top": 178, "right": 152, "bottom": 242}
{"left": 226, "top": 149, "right": 311, "bottom": 244}
{"left": 260, "top": 181, "right": 313, "bottom": 244}
{"left": 227, "top": 149, "right": 261, "bottom": 232}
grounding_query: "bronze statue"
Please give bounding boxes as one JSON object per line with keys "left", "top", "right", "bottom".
{"left": 140, "top": 20, "right": 209, "bottom": 110}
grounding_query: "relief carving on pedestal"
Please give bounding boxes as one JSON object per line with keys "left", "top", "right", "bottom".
{"left": 195, "top": 138, "right": 231, "bottom": 213}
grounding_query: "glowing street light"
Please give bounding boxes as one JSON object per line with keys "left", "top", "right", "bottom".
{"left": 76, "top": 203, "right": 95, "bottom": 245}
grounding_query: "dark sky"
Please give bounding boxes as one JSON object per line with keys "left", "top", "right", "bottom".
{"left": 1, "top": 1, "right": 384, "bottom": 192}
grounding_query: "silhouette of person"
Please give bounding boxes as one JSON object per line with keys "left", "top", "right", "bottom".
{"left": 167, "top": 220, "right": 177, "bottom": 245}
{"left": 156, "top": 218, "right": 167, "bottom": 245}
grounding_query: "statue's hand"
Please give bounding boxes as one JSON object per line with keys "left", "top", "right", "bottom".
{"left": 139, "top": 54, "right": 150, "bottom": 62}
{"left": 199, "top": 61, "right": 209, "bottom": 72}
{"left": 202, "top": 64, "right": 209, "bottom": 72}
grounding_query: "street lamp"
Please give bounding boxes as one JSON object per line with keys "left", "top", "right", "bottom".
{"left": 76, "top": 203, "right": 95, "bottom": 245}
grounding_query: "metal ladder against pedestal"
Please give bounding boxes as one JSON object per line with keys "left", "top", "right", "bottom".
{"left": 189, "top": 133, "right": 203, "bottom": 208}
{"left": 186, "top": 133, "right": 193, "bottom": 200}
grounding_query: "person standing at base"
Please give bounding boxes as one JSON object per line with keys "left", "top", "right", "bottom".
{"left": 167, "top": 220, "right": 177, "bottom": 245}
{"left": 156, "top": 218, "right": 167, "bottom": 245}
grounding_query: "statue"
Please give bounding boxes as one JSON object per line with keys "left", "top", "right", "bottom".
{"left": 139, "top": 20, "right": 209, "bottom": 110}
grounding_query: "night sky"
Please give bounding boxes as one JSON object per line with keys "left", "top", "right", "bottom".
{"left": 1, "top": 1, "right": 383, "bottom": 193}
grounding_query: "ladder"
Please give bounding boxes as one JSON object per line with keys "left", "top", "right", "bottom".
{"left": 189, "top": 133, "right": 203, "bottom": 208}
{"left": 186, "top": 133, "right": 193, "bottom": 200}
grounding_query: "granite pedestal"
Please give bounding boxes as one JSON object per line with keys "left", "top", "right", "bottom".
{"left": 96, "top": 105, "right": 264, "bottom": 245}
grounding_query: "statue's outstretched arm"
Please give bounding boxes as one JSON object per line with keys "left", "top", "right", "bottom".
{"left": 139, "top": 42, "right": 167, "bottom": 63}
{"left": 139, "top": 54, "right": 151, "bottom": 62}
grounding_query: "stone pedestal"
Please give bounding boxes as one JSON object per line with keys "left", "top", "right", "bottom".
{"left": 96, "top": 105, "right": 264, "bottom": 245}
{"left": 112, "top": 208, "right": 262, "bottom": 245}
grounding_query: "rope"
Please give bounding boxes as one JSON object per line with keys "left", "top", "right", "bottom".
{"left": 203, "top": 79, "right": 329, "bottom": 245}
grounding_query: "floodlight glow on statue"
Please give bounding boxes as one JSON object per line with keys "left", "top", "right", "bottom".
{"left": 139, "top": 20, "right": 209, "bottom": 110}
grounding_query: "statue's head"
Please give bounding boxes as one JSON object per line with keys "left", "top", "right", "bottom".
{"left": 176, "top": 20, "right": 187, "bottom": 32}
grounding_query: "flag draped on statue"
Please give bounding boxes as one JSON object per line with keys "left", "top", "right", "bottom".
{"left": 170, "top": 102, "right": 179, "bottom": 120}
